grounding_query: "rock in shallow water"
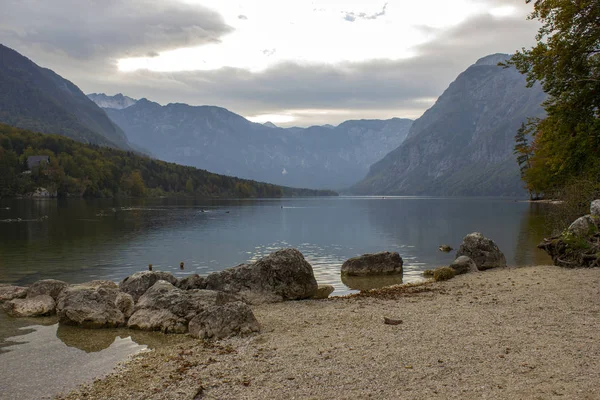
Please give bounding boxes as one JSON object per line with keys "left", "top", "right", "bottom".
{"left": 204, "top": 248, "right": 318, "bottom": 304}
{"left": 56, "top": 283, "right": 125, "bottom": 328}
{"left": 455, "top": 232, "right": 506, "bottom": 270}
{"left": 3, "top": 295, "right": 56, "bottom": 317}
{"left": 27, "top": 279, "right": 68, "bottom": 300}
{"left": 188, "top": 302, "right": 260, "bottom": 340}
{"left": 119, "top": 271, "right": 178, "bottom": 302}
{"left": 0, "top": 285, "right": 28, "bottom": 302}
{"left": 341, "top": 252, "right": 403, "bottom": 276}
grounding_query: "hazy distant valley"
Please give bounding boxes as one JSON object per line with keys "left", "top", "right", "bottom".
{"left": 90, "top": 96, "right": 413, "bottom": 190}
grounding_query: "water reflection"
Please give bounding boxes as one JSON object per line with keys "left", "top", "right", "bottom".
{"left": 0, "top": 197, "right": 554, "bottom": 292}
{"left": 341, "top": 274, "right": 404, "bottom": 291}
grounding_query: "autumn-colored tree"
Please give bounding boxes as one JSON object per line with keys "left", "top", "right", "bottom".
{"left": 508, "top": 0, "right": 600, "bottom": 196}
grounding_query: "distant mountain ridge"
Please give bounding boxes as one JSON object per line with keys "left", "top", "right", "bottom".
{"left": 87, "top": 93, "right": 137, "bottom": 110}
{"left": 91, "top": 95, "right": 413, "bottom": 189}
{"left": 351, "top": 54, "right": 547, "bottom": 196}
{"left": 0, "top": 44, "right": 132, "bottom": 149}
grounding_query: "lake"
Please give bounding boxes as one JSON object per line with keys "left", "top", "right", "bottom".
{"left": 0, "top": 196, "right": 553, "bottom": 398}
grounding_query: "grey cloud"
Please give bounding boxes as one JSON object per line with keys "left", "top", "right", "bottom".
{"left": 262, "top": 49, "right": 276, "bottom": 57}
{"left": 238, "top": 15, "right": 248, "bottom": 20}
{"left": 344, "top": 3, "right": 388, "bottom": 22}
{"left": 0, "top": 0, "right": 232, "bottom": 60}
{"left": 0, "top": 1, "right": 541, "bottom": 127}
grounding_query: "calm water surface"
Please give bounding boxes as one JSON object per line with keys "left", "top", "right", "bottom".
{"left": 0, "top": 196, "right": 553, "bottom": 399}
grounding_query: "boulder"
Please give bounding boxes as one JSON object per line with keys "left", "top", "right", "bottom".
{"left": 312, "top": 284, "right": 335, "bottom": 299}
{"left": 188, "top": 302, "right": 260, "bottom": 340}
{"left": 115, "top": 292, "right": 135, "bottom": 318}
{"left": 455, "top": 232, "right": 506, "bottom": 270}
{"left": 119, "top": 271, "right": 178, "bottom": 301}
{"left": 591, "top": 200, "right": 600, "bottom": 217}
{"left": 177, "top": 274, "right": 206, "bottom": 290}
{"left": 27, "top": 279, "right": 68, "bottom": 300}
{"left": 449, "top": 256, "right": 479, "bottom": 275}
{"left": 204, "top": 248, "right": 318, "bottom": 304}
{"left": 56, "top": 283, "right": 125, "bottom": 328}
{"left": 0, "top": 285, "right": 28, "bottom": 302}
{"left": 127, "top": 308, "right": 188, "bottom": 334}
{"left": 439, "top": 245, "right": 453, "bottom": 252}
{"left": 3, "top": 295, "right": 55, "bottom": 317}
{"left": 567, "top": 215, "right": 595, "bottom": 237}
{"left": 127, "top": 281, "right": 234, "bottom": 333}
{"left": 341, "top": 252, "right": 403, "bottom": 276}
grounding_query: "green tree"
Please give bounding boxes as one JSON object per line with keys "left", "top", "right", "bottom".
{"left": 508, "top": 0, "right": 600, "bottom": 195}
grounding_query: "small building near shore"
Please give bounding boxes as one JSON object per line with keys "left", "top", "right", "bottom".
{"left": 27, "top": 156, "right": 49, "bottom": 170}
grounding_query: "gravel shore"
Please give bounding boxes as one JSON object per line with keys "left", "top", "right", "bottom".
{"left": 58, "top": 265, "right": 600, "bottom": 400}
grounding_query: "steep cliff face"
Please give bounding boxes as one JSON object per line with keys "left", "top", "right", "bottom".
{"left": 99, "top": 96, "right": 412, "bottom": 189}
{"left": 0, "top": 45, "right": 132, "bottom": 149}
{"left": 351, "top": 54, "right": 547, "bottom": 196}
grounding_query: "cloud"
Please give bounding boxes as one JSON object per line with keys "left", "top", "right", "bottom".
{"left": 0, "top": 0, "right": 541, "bottom": 127}
{"left": 343, "top": 2, "right": 388, "bottom": 22}
{"left": 0, "top": 0, "right": 232, "bottom": 60}
{"left": 238, "top": 15, "right": 248, "bottom": 20}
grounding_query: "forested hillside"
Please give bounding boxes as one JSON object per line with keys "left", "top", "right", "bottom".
{"left": 0, "top": 124, "right": 337, "bottom": 198}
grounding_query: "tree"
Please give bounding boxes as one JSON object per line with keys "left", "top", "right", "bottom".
{"left": 507, "top": 0, "right": 600, "bottom": 195}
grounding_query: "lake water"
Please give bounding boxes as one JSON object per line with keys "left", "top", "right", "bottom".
{"left": 0, "top": 196, "right": 553, "bottom": 398}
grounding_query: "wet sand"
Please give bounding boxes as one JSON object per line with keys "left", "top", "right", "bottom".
{"left": 58, "top": 265, "right": 600, "bottom": 400}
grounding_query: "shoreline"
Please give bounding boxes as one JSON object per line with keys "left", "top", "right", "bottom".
{"left": 57, "top": 265, "right": 600, "bottom": 400}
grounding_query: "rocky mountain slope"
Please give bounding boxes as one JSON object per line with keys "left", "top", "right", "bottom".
{"left": 351, "top": 54, "right": 547, "bottom": 196}
{"left": 93, "top": 96, "right": 412, "bottom": 189}
{"left": 0, "top": 45, "right": 132, "bottom": 149}
{"left": 87, "top": 93, "right": 137, "bottom": 110}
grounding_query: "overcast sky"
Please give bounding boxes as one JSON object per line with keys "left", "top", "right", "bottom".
{"left": 0, "top": 0, "right": 539, "bottom": 126}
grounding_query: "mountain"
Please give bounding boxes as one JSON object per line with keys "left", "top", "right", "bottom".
{"left": 0, "top": 44, "right": 132, "bottom": 149}
{"left": 93, "top": 95, "right": 413, "bottom": 189}
{"left": 87, "top": 93, "right": 137, "bottom": 110}
{"left": 351, "top": 54, "right": 547, "bottom": 196}
{"left": 263, "top": 121, "right": 278, "bottom": 129}
{"left": 0, "top": 123, "right": 336, "bottom": 198}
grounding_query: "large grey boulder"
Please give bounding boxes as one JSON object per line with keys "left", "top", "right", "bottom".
{"left": 3, "top": 295, "right": 55, "bottom": 317}
{"left": 591, "top": 200, "right": 600, "bottom": 217}
{"left": 455, "top": 232, "right": 506, "bottom": 270}
{"left": 115, "top": 292, "right": 135, "bottom": 318}
{"left": 0, "top": 285, "right": 28, "bottom": 302}
{"left": 127, "top": 280, "right": 234, "bottom": 333}
{"left": 449, "top": 256, "right": 479, "bottom": 275}
{"left": 341, "top": 252, "right": 403, "bottom": 276}
{"left": 188, "top": 302, "right": 260, "bottom": 340}
{"left": 567, "top": 215, "right": 595, "bottom": 237}
{"left": 56, "top": 283, "right": 125, "bottom": 328}
{"left": 204, "top": 248, "right": 318, "bottom": 304}
{"left": 128, "top": 308, "right": 188, "bottom": 334}
{"left": 119, "top": 271, "right": 178, "bottom": 301}
{"left": 27, "top": 279, "right": 68, "bottom": 300}
{"left": 177, "top": 274, "right": 206, "bottom": 290}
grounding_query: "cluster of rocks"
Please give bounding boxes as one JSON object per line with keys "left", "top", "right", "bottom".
{"left": 538, "top": 200, "right": 600, "bottom": 268}
{"left": 0, "top": 248, "right": 325, "bottom": 340}
{"left": 424, "top": 232, "right": 507, "bottom": 280}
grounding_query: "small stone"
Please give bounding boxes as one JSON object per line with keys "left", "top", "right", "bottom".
{"left": 591, "top": 200, "right": 600, "bottom": 217}
{"left": 449, "top": 256, "right": 479, "bottom": 275}
{"left": 312, "top": 285, "right": 334, "bottom": 299}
